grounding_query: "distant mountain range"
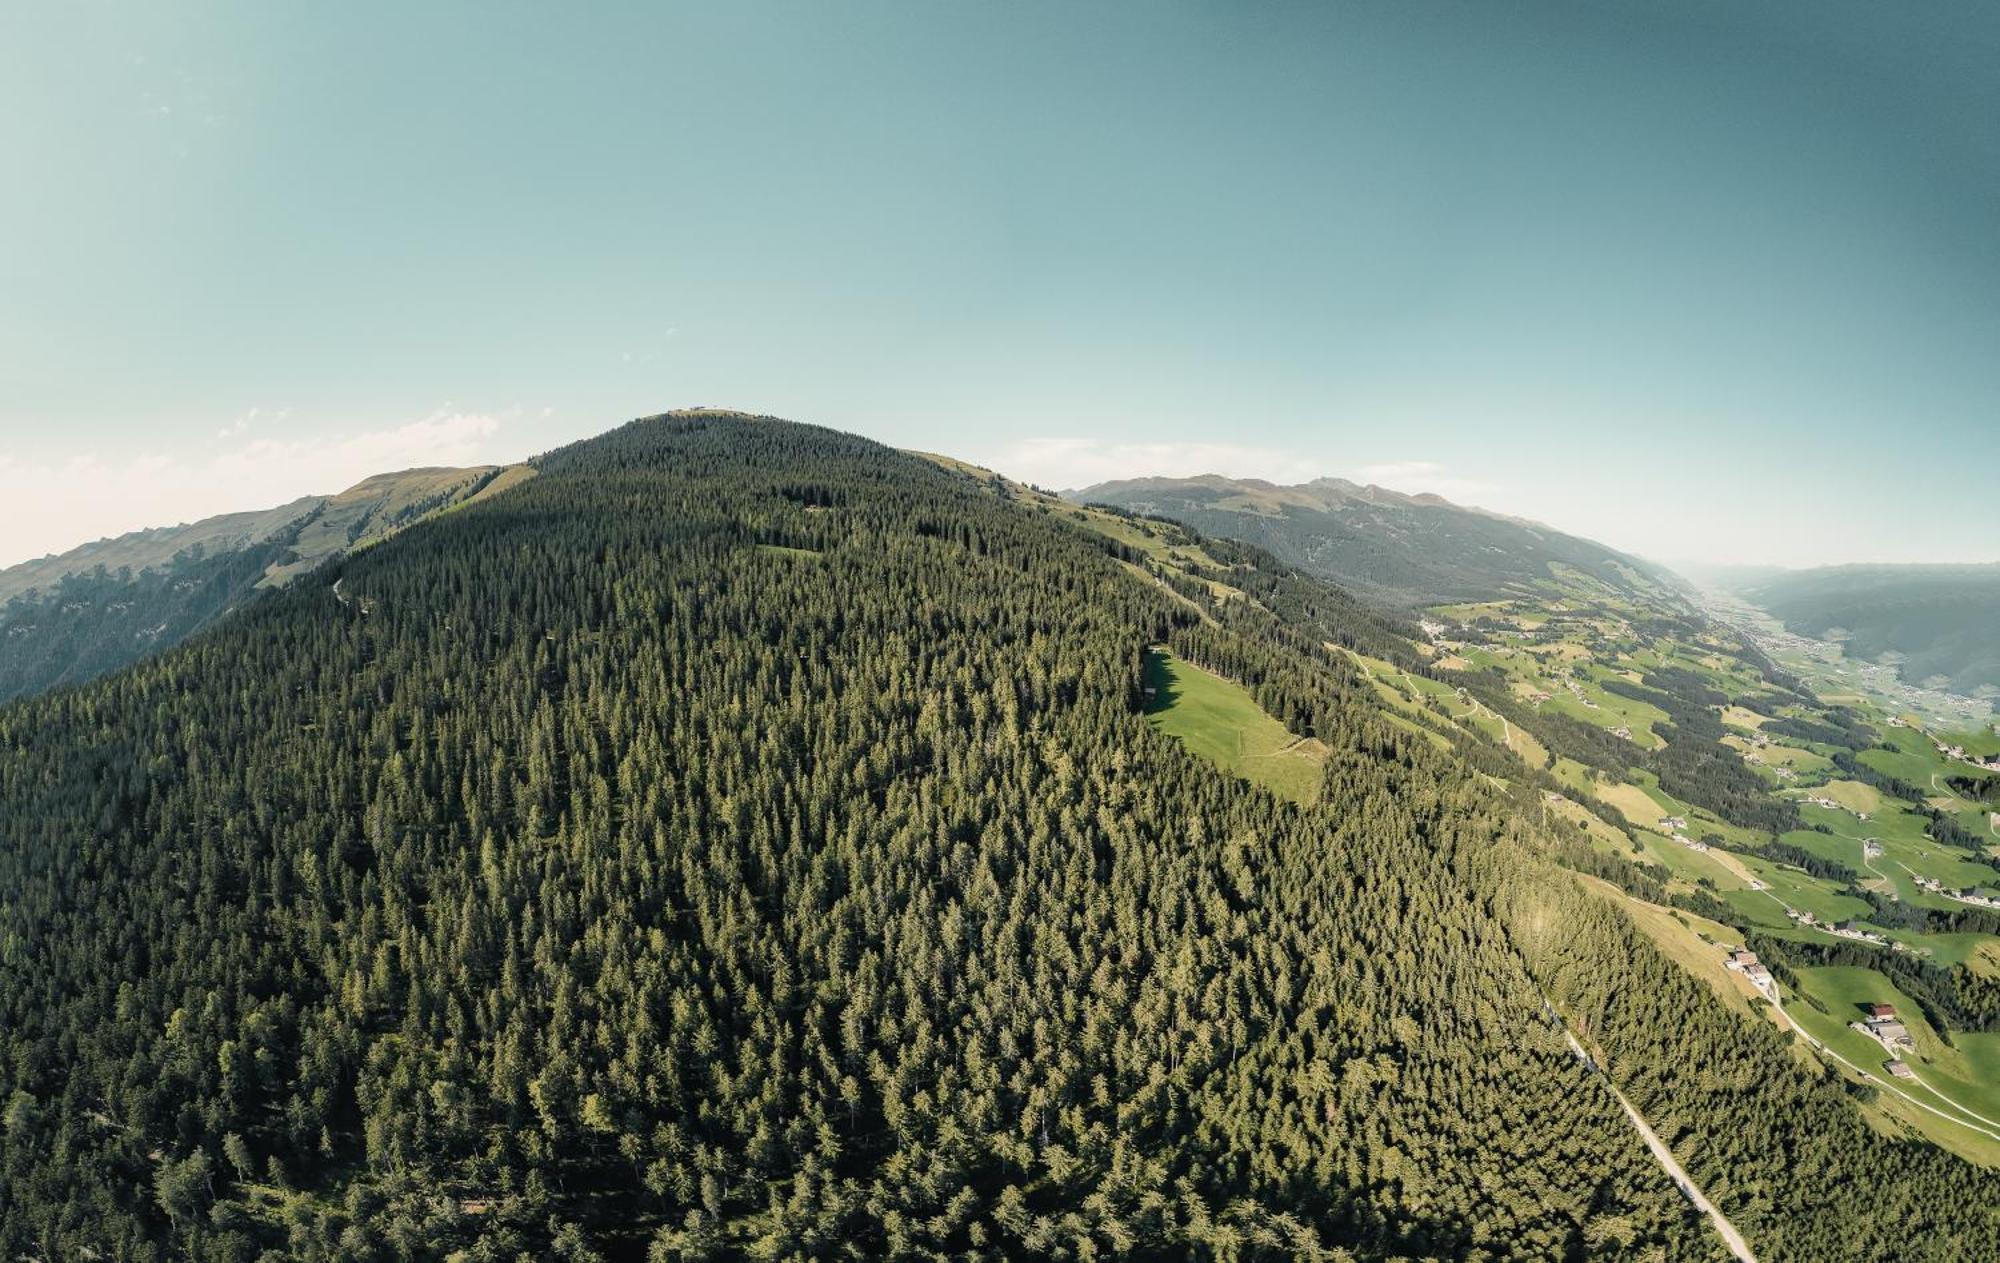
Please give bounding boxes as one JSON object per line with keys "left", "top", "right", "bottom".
{"left": 0, "top": 464, "right": 532, "bottom": 699}
{"left": 1072, "top": 474, "right": 1687, "bottom": 609}
{"left": 1732, "top": 563, "right": 2000, "bottom": 697}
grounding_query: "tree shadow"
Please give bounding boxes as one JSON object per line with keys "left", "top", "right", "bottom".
{"left": 1141, "top": 646, "right": 1182, "bottom": 715}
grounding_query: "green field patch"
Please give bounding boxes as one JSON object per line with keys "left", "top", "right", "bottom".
{"left": 1943, "top": 725, "right": 2000, "bottom": 760}
{"left": 1143, "top": 648, "right": 1325, "bottom": 805}
{"left": 1784, "top": 966, "right": 2000, "bottom": 1148}
{"left": 1379, "top": 710, "right": 1453, "bottom": 753}
{"left": 1735, "top": 855, "right": 1870, "bottom": 924}
{"left": 1731, "top": 737, "right": 1833, "bottom": 777}
{"left": 1721, "top": 705, "right": 1768, "bottom": 730}
{"left": 1596, "top": 780, "right": 1666, "bottom": 829}
{"left": 1551, "top": 757, "right": 1596, "bottom": 795}
{"left": 1860, "top": 725, "right": 1958, "bottom": 787}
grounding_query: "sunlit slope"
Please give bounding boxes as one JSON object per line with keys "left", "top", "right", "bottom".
{"left": 0, "top": 464, "right": 531, "bottom": 699}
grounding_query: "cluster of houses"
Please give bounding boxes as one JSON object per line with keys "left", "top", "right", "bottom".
{"left": 1799, "top": 793, "right": 1868, "bottom": 820}
{"left": 1853, "top": 1003, "right": 1914, "bottom": 1056}
{"left": 1781, "top": 907, "right": 1889, "bottom": 943}
{"left": 1723, "top": 948, "right": 1777, "bottom": 997}
{"left": 1938, "top": 740, "right": 2000, "bottom": 772}
{"left": 1909, "top": 874, "right": 2000, "bottom": 909}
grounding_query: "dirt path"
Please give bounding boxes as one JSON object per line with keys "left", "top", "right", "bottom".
{"left": 1556, "top": 1027, "right": 1756, "bottom": 1261}
{"left": 332, "top": 577, "right": 350, "bottom": 608}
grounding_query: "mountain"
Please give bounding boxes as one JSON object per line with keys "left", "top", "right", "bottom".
{"left": 0, "top": 464, "right": 532, "bottom": 700}
{"left": 4, "top": 411, "right": 1997, "bottom": 1260}
{"left": 1735, "top": 563, "right": 2000, "bottom": 697}
{"left": 1073, "top": 474, "right": 1687, "bottom": 610}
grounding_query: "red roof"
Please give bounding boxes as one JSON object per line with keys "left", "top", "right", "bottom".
{"left": 1868, "top": 1003, "right": 1896, "bottom": 1019}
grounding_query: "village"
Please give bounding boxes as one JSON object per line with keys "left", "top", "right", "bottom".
{"left": 1908, "top": 873, "right": 2000, "bottom": 910}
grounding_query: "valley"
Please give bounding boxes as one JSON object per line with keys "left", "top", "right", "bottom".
{"left": 1083, "top": 484, "right": 2000, "bottom": 1173}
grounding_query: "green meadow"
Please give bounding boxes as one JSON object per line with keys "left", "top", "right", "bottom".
{"left": 1143, "top": 647, "right": 1326, "bottom": 806}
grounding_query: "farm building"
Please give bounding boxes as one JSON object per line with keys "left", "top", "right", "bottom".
{"left": 1886, "top": 1060, "right": 1916, "bottom": 1080}
{"left": 1867, "top": 1003, "right": 1896, "bottom": 1020}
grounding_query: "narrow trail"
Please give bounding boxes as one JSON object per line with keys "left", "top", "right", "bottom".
{"left": 1553, "top": 1025, "right": 1756, "bottom": 1262}
{"left": 331, "top": 577, "right": 350, "bottom": 608}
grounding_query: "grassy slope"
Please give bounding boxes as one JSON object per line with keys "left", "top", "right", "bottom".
{"left": 1142, "top": 648, "right": 1325, "bottom": 806}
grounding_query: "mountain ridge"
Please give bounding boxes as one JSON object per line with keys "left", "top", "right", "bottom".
{"left": 0, "top": 463, "right": 530, "bottom": 699}
{"left": 1072, "top": 471, "right": 1686, "bottom": 611}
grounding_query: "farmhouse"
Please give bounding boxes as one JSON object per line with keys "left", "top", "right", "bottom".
{"left": 1867, "top": 1003, "right": 1897, "bottom": 1020}
{"left": 1724, "top": 949, "right": 1758, "bottom": 973}
{"left": 1886, "top": 1060, "right": 1916, "bottom": 1080}
{"left": 1858, "top": 1018, "right": 1913, "bottom": 1050}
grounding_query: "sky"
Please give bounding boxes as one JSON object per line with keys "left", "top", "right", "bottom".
{"left": 2, "top": 1, "right": 1996, "bottom": 570}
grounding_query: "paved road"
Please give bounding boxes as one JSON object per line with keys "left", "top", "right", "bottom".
{"left": 1555, "top": 1027, "right": 1756, "bottom": 1262}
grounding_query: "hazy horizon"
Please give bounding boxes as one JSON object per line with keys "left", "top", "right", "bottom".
{"left": 5, "top": 2, "right": 1996, "bottom": 569}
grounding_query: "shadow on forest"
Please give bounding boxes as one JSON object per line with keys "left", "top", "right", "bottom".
{"left": 1141, "top": 646, "right": 1183, "bottom": 715}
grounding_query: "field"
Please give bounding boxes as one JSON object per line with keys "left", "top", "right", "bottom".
{"left": 1143, "top": 648, "right": 1326, "bottom": 805}
{"left": 1783, "top": 966, "right": 2000, "bottom": 1141}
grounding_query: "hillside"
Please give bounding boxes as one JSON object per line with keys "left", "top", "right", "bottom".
{"left": 1074, "top": 474, "right": 1686, "bottom": 610}
{"left": 4, "top": 413, "right": 1999, "bottom": 1260}
{"left": 0, "top": 464, "right": 529, "bottom": 700}
{"left": 1083, "top": 468, "right": 2000, "bottom": 1171}
{"left": 1737, "top": 564, "right": 2000, "bottom": 697}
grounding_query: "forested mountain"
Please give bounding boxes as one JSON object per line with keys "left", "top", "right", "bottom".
{"left": 1737, "top": 564, "right": 2000, "bottom": 695}
{"left": 0, "top": 465, "right": 530, "bottom": 701}
{"left": 1073, "top": 475, "right": 1685, "bottom": 610}
{"left": 4, "top": 412, "right": 1998, "bottom": 1260}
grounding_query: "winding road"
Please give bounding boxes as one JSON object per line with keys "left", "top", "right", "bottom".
{"left": 1763, "top": 992, "right": 2000, "bottom": 1140}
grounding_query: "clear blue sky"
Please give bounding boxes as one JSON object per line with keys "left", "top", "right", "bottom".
{"left": 3, "top": 1, "right": 1995, "bottom": 568}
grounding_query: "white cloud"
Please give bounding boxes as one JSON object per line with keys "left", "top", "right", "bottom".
{"left": 0, "top": 410, "right": 513, "bottom": 568}
{"left": 981, "top": 437, "right": 1330, "bottom": 491}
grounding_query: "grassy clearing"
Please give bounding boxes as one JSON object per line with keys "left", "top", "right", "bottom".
{"left": 1143, "top": 648, "right": 1325, "bottom": 806}
{"left": 1814, "top": 779, "right": 1886, "bottom": 816}
{"left": 1782, "top": 965, "right": 2000, "bottom": 1156}
{"left": 1596, "top": 781, "right": 1666, "bottom": 828}
{"left": 1720, "top": 705, "right": 1768, "bottom": 730}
